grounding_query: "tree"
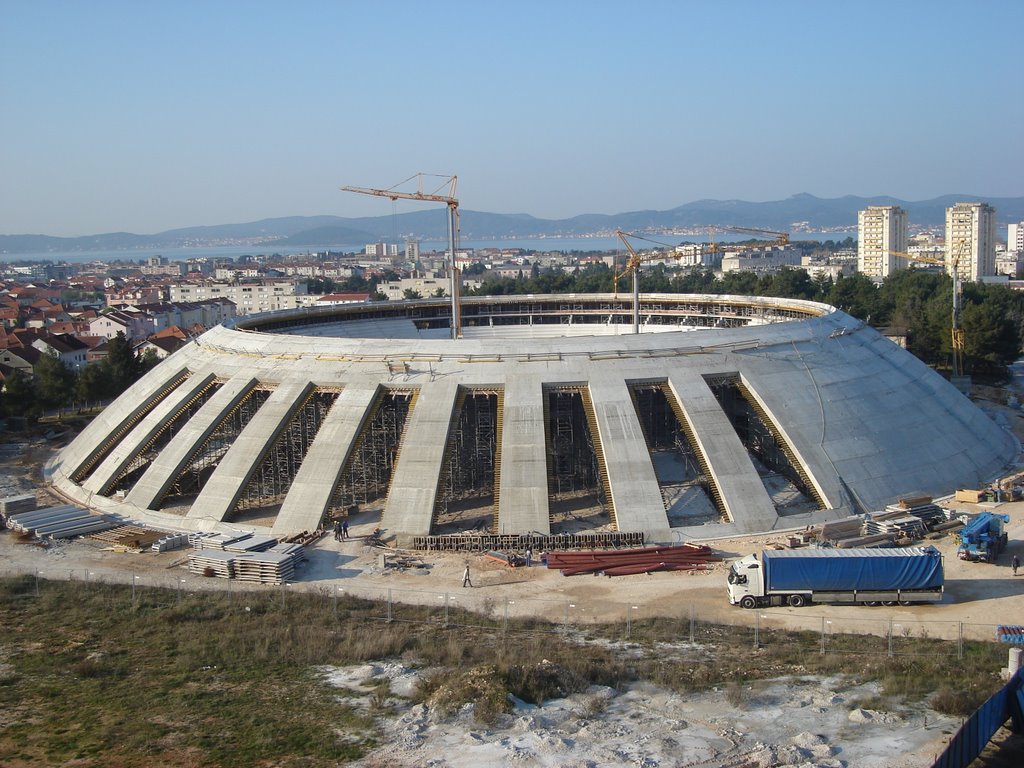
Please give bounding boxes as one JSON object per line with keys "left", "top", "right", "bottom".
{"left": 1, "top": 369, "right": 36, "bottom": 417}
{"left": 34, "top": 352, "right": 75, "bottom": 413}
{"left": 75, "top": 363, "right": 108, "bottom": 406}
{"left": 402, "top": 288, "right": 423, "bottom": 300}
{"left": 102, "top": 332, "right": 143, "bottom": 397}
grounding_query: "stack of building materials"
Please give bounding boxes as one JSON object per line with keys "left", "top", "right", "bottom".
{"left": 862, "top": 510, "right": 928, "bottom": 540}
{"left": 223, "top": 534, "right": 277, "bottom": 553}
{"left": 5, "top": 505, "right": 118, "bottom": 540}
{"left": 187, "top": 536, "right": 305, "bottom": 584}
{"left": 87, "top": 525, "right": 167, "bottom": 549}
{"left": 231, "top": 549, "right": 302, "bottom": 584}
{"left": 996, "top": 625, "right": 1024, "bottom": 644}
{"left": 546, "top": 543, "right": 721, "bottom": 577}
{"left": 151, "top": 533, "right": 190, "bottom": 552}
{"left": 188, "top": 549, "right": 235, "bottom": 578}
{"left": 885, "top": 501, "right": 948, "bottom": 530}
{"left": 0, "top": 494, "right": 36, "bottom": 524}
{"left": 818, "top": 518, "right": 863, "bottom": 546}
{"left": 192, "top": 531, "right": 261, "bottom": 551}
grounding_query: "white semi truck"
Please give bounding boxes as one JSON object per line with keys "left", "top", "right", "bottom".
{"left": 727, "top": 547, "right": 945, "bottom": 608}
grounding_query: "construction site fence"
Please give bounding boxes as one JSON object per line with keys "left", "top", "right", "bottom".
{"left": 4, "top": 568, "right": 1017, "bottom": 660}
{"left": 409, "top": 531, "right": 646, "bottom": 552}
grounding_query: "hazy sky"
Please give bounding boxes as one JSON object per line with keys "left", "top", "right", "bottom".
{"left": 2, "top": 0, "right": 1022, "bottom": 237}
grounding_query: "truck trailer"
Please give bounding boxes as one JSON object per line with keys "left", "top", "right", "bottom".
{"left": 727, "top": 547, "right": 944, "bottom": 608}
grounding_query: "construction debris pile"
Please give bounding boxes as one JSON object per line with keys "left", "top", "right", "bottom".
{"left": 547, "top": 543, "right": 721, "bottom": 577}
{"left": 814, "top": 500, "right": 961, "bottom": 548}
{"left": 187, "top": 532, "right": 305, "bottom": 584}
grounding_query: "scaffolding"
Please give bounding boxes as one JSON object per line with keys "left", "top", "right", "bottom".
{"left": 704, "top": 374, "right": 826, "bottom": 512}
{"left": 159, "top": 385, "right": 271, "bottom": 510}
{"left": 103, "top": 381, "right": 223, "bottom": 497}
{"left": 543, "top": 387, "right": 609, "bottom": 528}
{"left": 327, "top": 388, "right": 417, "bottom": 519}
{"left": 432, "top": 388, "right": 502, "bottom": 532}
{"left": 629, "top": 382, "right": 728, "bottom": 523}
{"left": 232, "top": 388, "right": 339, "bottom": 517}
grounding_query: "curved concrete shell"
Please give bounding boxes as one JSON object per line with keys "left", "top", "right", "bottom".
{"left": 48, "top": 294, "right": 1015, "bottom": 543}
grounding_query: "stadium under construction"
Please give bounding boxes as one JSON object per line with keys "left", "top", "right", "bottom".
{"left": 47, "top": 294, "right": 1016, "bottom": 546}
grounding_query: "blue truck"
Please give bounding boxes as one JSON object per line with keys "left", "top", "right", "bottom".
{"left": 727, "top": 547, "right": 945, "bottom": 608}
{"left": 956, "top": 512, "right": 1009, "bottom": 562}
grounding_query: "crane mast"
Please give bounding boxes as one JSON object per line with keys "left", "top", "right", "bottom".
{"left": 614, "top": 230, "right": 683, "bottom": 334}
{"left": 342, "top": 174, "right": 462, "bottom": 339}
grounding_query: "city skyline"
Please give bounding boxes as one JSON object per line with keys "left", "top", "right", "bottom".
{"left": 2, "top": 1, "right": 1022, "bottom": 237}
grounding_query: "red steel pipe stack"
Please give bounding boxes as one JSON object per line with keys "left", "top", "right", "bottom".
{"left": 545, "top": 543, "right": 721, "bottom": 577}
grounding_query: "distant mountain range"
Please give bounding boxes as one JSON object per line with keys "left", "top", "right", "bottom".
{"left": 3, "top": 193, "right": 1023, "bottom": 255}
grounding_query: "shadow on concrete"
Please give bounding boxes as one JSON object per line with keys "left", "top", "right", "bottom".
{"left": 944, "top": 576, "right": 1024, "bottom": 603}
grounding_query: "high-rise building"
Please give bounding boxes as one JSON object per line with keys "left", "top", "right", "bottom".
{"left": 1008, "top": 221, "right": 1024, "bottom": 255}
{"left": 945, "top": 202, "right": 997, "bottom": 281}
{"left": 857, "top": 206, "right": 908, "bottom": 279}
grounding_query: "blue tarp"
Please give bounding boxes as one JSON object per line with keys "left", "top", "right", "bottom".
{"left": 763, "top": 547, "right": 944, "bottom": 592}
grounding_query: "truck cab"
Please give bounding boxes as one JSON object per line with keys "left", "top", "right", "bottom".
{"left": 727, "top": 554, "right": 764, "bottom": 608}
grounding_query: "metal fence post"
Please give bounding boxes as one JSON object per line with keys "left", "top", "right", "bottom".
{"left": 689, "top": 604, "right": 695, "bottom": 644}
{"left": 958, "top": 621, "right": 963, "bottom": 660}
{"left": 820, "top": 616, "right": 826, "bottom": 655}
{"left": 754, "top": 611, "right": 760, "bottom": 648}
{"left": 387, "top": 588, "right": 393, "bottom": 623}
{"left": 444, "top": 593, "right": 449, "bottom": 627}
{"left": 888, "top": 618, "right": 893, "bottom": 657}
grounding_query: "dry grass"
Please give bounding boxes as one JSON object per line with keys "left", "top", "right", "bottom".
{"left": 0, "top": 574, "right": 1008, "bottom": 765}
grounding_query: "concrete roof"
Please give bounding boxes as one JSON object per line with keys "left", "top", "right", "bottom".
{"left": 48, "top": 294, "right": 1016, "bottom": 543}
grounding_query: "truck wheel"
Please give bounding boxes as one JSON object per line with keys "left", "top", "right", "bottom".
{"left": 787, "top": 594, "right": 806, "bottom": 608}
{"left": 899, "top": 600, "right": 913, "bottom": 606}
{"left": 740, "top": 596, "right": 757, "bottom": 610}
{"left": 882, "top": 601, "right": 896, "bottom": 606}
{"left": 865, "top": 601, "right": 880, "bottom": 606}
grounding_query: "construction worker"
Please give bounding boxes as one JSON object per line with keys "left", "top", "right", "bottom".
{"left": 333, "top": 519, "right": 343, "bottom": 541}
{"left": 1013, "top": 554, "right": 1020, "bottom": 577}
{"left": 462, "top": 563, "right": 473, "bottom": 588}
{"left": 341, "top": 519, "right": 349, "bottom": 540}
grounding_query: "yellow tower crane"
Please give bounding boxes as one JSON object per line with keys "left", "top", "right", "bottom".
{"left": 707, "top": 225, "right": 790, "bottom": 254}
{"left": 614, "top": 230, "right": 682, "bottom": 334}
{"left": 342, "top": 174, "right": 462, "bottom": 339}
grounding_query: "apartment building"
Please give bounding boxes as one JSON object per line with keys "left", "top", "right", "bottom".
{"left": 169, "top": 280, "right": 312, "bottom": 315}
{"left": 857, "top": 206, "right": 908, "bottom": 280}
{"left": 945, "top": 202, "right": 997, "bottom": 281}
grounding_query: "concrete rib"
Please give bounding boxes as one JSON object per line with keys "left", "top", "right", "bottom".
{"left": 496, "top": 374, "right": 550, "bottom": 535}
{"left": 82, "top": 373, "right": 217, "bottom": 496}
{"left": 272, "top": 384, "right": 379, "bottom": 536}
{"left": 126, "top": 376, "right": 257, "bottom": 510}
{"left": 667, "top": 372, "right": 778, "bottom": 532}
{"left": 382, "top": 379, "right": 459, "bottom": 538}
{"left": 187, "top": 380, "right": 314, "bottom": 524}
{"left": 587, "top": 378, "right": 670, "bottom": 537}
{"left": 58, "top": 364, "right": 190, "bottom": 481}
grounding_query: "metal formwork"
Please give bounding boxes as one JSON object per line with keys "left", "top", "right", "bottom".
{"left": 328, "top": 388, "right": 417, "bottom": 514}
{"left": 159, "top": 385, "right": 271, "bottom": 509}
{"left": 234, "top": 389, "right": 339, "bottom": 514}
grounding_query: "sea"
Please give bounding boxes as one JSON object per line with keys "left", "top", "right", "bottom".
{"left": 0, "top": 232, "right": 856, "bottom": 265}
